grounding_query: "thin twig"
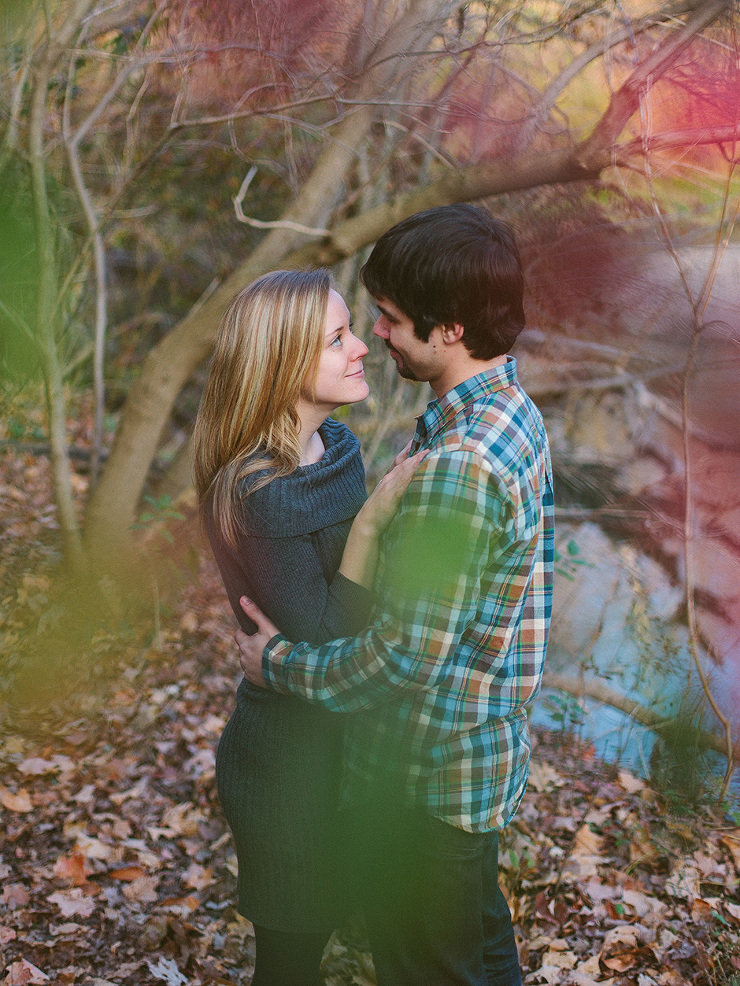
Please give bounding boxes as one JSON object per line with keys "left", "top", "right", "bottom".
{"left": 233, "top": 166, "right": 331, "bottom": 236}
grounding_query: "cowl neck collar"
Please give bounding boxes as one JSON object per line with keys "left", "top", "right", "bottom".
{"left": 239, "top": 418, "right": 366, "bottom": 538}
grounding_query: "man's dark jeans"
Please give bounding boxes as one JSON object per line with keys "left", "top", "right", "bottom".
{"left": 350, "top": 803, "right": 522, "bottom": 986}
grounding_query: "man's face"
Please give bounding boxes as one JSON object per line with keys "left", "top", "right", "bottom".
{"left": 371, "top": 297, "right": 444, "bottom": 384}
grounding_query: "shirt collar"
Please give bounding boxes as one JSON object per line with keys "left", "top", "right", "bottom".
{"left": 413, "top": 357, "right": 518, "bottom": 449}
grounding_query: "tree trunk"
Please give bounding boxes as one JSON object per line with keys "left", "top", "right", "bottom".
{"left": 83, "top": 0, "right": 457, "bottom": 551}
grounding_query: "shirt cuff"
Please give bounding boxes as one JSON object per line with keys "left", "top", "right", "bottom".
{"left": 262, "top": 634, "right": 294, "bottom": 693}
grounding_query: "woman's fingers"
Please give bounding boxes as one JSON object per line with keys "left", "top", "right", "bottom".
{"left": 379, "top": 448, "right": 428, "bottom": 500}
{"left": 359, "top": 447, "right": 429, "bottom": 536}
{"left": 393, "top": 447, "right": 428, "bottom": 481}
{"left": 392, "top": 439, "right": 414, "bottom": 468}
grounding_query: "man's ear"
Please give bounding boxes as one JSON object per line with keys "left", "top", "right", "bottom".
{"left": 440, "top": 322, "right": 465, "bottom": 344}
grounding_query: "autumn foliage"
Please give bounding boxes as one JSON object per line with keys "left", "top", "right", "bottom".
{"left": 0, "top": 435, "right": 739, "bottom": 984}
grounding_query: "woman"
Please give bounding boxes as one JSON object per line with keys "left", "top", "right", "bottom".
{"left": 192, "top": 268, "right": 423, "bottom": 986}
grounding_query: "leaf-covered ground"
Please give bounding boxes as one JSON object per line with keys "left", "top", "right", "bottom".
{"left": 1, "top": 443, "right": 739, "bottom": 986}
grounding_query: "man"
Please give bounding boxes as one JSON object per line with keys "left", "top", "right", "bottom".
{"left": 237, "top": 204, "right": 554, "bottom": 986}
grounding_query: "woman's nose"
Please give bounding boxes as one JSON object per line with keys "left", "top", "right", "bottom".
{"left": 353, "top": 335, "right": 369, "bottom": 359}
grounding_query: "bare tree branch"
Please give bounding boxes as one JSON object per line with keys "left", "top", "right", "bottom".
{"left": 61, "top": 2, "right": 169, "bottom": 486}
{"left": 541, "top": 672, "right": 738, "bottom": 761}
{"left": 233, "top": 165, "right": 332, "bottom": 235}
{"left": 578, "top": 0, "right": 734, "bottom": 172}
{"left": 619, "top": 123, "right": 740, "bottom": 156}
{"left": 513, "top": 3, "right": 695, "bottom": 151}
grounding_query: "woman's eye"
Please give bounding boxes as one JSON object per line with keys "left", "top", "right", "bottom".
{"left": 330, "top": 335, "right": 342, "bottom": 347}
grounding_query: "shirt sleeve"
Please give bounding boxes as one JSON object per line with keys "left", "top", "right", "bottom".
{"left": 262, "top": 450, "right": 506, "bottom": 710}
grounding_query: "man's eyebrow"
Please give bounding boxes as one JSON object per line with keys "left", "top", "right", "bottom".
{"left": 375, "top": 302, "right": 396, "bottom": 319}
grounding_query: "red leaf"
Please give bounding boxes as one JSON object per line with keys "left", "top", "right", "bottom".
{"left": 53, "top": 853, "right": 91, "bottom": 887}
{"left": 109, "top": 866, "right": 147, "bottom": 882}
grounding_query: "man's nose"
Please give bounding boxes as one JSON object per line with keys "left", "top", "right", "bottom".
{"left": 372, "top": 318, "right": 389, "bottom": 340}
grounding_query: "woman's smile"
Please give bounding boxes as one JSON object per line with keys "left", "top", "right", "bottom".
{"left": 301, "top": 289, "right": 370, "bottom": 413}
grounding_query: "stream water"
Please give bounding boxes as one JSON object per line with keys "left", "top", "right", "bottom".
{"left": 515, "top": 238, "right": 740, "bottom": 810}
{"left": 530, "top": 521, "right": 740, "bottom": 806}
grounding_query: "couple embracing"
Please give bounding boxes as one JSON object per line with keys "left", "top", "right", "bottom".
{"left": 193, "top": 204, "right": 554, "bottom": 986}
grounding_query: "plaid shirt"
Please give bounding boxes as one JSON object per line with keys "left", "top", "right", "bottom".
{"left": 263, "top": 358, "right": 554, "bottom": 832}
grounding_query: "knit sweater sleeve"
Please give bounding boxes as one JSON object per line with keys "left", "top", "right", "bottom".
{"left": 206, "top": 419, "right": 371, "bottom": 647}
{"left": 210, "top": 523, "right": 372, "bottom": 647}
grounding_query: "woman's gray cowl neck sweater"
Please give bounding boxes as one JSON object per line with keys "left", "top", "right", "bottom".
{"left": 206, "top": 418, "right": 372, "bottom": 932}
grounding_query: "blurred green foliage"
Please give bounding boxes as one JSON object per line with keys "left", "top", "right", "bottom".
{"left": 0, "top": 160, "right": 40, "bottom": 382}
{"left": 387, "top": 511, "right": 478, "bottom": 598}
{"left": 130, "top": 494, "right": 187, "bottom": 543}
{"left": 0, "top": 0, "right": 34, "bottom": 33}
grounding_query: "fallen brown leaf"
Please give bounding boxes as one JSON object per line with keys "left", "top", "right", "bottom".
{"left": 52, "top": 853, "right": 92, "bottom": 887}
{"left": 108, "top": 865, "right": 147, "bottom": 882}
{"left": 629, "top": 823, "right": 659, "bottom": 866}
{"left": 3, "top": 884, "right": 30, "bottom": 910}
{"left": 158, "top": 894, "right": 201, "bottom": 915}
{"left": 47, "top": 889, "right": 97, "bottom": 918}
{"left": 16, "top": 757, "right": 58, "bottom": 776}
{"left": 0, "top": 785, "right": 33, "bottom": 813}
{"left": 573, "top": 825, "right": 604, "bottom": 855}
{"left": 664, "top": 859, "right": 702, "bottom": 900}
{"left": 602, "top": 952, "right": 636, "bottom": 973}
{"left": 122, "top": 875, "right": 160, "bottom": 903}
{"left": 618, "top": 769, "right": 645, "bottom": 794}
{"left": 719, "top": 831, "right": 740, "bottom": 873}
{"left": 72, "top": 834, "right": 115, "bottom": 862}
{"left": 182, "top": 861, "right": 213, "bottom": 890}
{"left": 541, "top": 948, "right": 577, "bottom": 970}
{"left": 4, "top": 959, "right": 49, "bottom": 985}
{"left": 724, "top": 900, "right": 740, "bottom": 924}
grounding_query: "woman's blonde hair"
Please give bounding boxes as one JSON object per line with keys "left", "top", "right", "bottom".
{"left": 193, "top": 268, "right": 331, "bottom": 545}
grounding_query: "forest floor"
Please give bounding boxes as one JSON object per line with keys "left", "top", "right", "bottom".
{"left": 0, "top": 442, "right": 739, "bottom": 986}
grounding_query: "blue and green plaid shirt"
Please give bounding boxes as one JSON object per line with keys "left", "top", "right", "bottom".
{"left": 263, "top": 358, "right": 554, "bottom": 832}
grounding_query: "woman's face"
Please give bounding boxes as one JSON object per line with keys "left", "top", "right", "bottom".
{"left": 303, "top": 289, "right": 370, "bottom": 411}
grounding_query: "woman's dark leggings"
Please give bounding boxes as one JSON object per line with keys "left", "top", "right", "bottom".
{"left": 251, "top": 925, "right": 329, "bottom": 986}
